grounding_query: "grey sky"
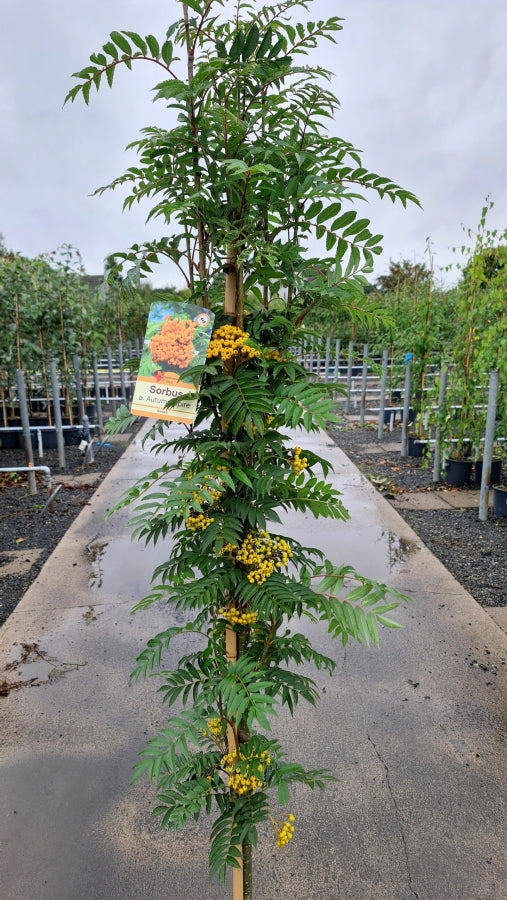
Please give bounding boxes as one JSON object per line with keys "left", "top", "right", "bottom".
{"left": 1, "top": 0, "right": 506, "bottom": 287}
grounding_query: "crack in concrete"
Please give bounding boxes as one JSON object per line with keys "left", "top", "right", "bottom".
{"left": 367, "top": 735, "right": 420, "bottom": 899}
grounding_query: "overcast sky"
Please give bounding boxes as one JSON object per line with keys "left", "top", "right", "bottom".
{"left": 1, "top": 0, "right": 506, "bottom": 288}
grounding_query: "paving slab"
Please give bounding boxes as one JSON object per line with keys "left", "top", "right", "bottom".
{"left": 488, "top": 607, "right": 507, "bottom": 634}
{"left": 391, "top": 492, "right": 451, "bottom": 511}
{"left": 0, "top": 548, "right": 43, "bottom": 577}
{"left": 392, "top": 489, "right": 494, "bottom": 511}
{"left": 0, "top": 422, "right": 506, "bottom": 900}
{"left": 360, "top": 441, "right": 402, "bottom": 455}
{"left": 52, "top": 472, "right": 103, "bottom": 487}
{"left": 105, "top": 433, "right": 133, "bottom": 444}
{"left": 442, "top": 490, "right": 492, "bottom": 509}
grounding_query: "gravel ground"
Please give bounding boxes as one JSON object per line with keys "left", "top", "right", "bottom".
{"left": 0, "top": 424, "right": 140, "bottom": 628}
{"left": 328, "top": 418, "right": 507, "bottom": 610}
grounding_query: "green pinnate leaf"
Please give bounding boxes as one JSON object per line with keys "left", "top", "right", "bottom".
{"left": 146, "top": 35, "right": 160, "bottom": 58}
{"left": 110, "top": 31, "right": 132, "bottom": 54}
{"left": 102, "top": 41, "right": 118, "bottom": 59}
{"left": 243, "top": 23, "right": 260, "bottom": 59}
{"left": 123, "top": 31, "right": 148, "bottom": 53}
{"left": 229, "top": 29, "right": 245, "bottom": 62}
{"left": 161, "top": 40, "right": 173, "bottom": 66}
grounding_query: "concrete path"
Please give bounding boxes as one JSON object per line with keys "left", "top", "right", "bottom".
{"left": 1, "top": 423, "right": 506, "bottom": 900}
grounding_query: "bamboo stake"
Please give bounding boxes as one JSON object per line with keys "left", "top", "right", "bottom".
{"left": 222, "top": 239, "right": 243, "bottom": 900}
{"left": 227, "top": 621, "right": 243, "bottom": 899}
{"left": 183, "top": 2, "right": 206, "bottom": 281}
{"left": 223, "top": 243, "right": 244, "bottom": 896}
{"left": 224, "top": 246, "right": 238, "bottom": 318}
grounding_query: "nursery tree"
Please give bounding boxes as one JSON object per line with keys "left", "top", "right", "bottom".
{"left": 374, "top": 258, "right": 431, "bottom": 296}
{"left": 66, "top": 1, "right": 418, "bottom": 895}
{"left": 442, "top": 201, "right": 507, "bottom": 459}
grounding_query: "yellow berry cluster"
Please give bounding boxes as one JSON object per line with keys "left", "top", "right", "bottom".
{"left": 248, "top": 412, "right": 275, "bottom": 437}
{"left": 228, "top": 771, "right": 263, "bottom": 794}
{"left": 220, "top": 542, "right": 237, "bottom": 555}
{"left": 264, "top": 349, "right": 283, "bottom": 362}
{"left": 185, "top": 512, "right": 214, "bottom": 531}
{"left": 235, "top": 529, "right": 293, "bottom": 584}
{"left": 247, "top": 413, "right": 275, "bottom": 437}
{"left": 205, "top": 717, "right": 223, "bottom": 737}
{"left": 206, "top": 324, "right": 261, "bottom": 362}
{"left": 221, "top": 750, "right": 243, "bottom": 770}
{"left": 193, "top": 486, "right": 221, "bottom": 505}
{"left": 221, "top": 749, "right": 271, "bottom": 795}
{"left": 187, "top": 468, "right": 227, "bottom": 508}
{"left": 290, "top": 446, "right": 308, "bottom": 475}
{"left": 275, "top": 814, "right": 296, "bottom": 848}
{"left": 218, "top": 606, "right": 258, "bottom": 626}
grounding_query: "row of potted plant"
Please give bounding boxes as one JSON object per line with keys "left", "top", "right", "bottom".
{"left": 0, "top": 246, "right": 188, "bottom": 427}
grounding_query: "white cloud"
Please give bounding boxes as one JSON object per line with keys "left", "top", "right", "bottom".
{"left": 1, "top": 0, "right": 506, "bottom": 286}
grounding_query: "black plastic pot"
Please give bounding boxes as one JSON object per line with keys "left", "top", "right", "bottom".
{"left": 18, "top": 432, "right": 38, "bottom": 451}
{"left": 492, "top": 484, "right": 507, "bottom": 517}
{"left": 445, "top": 458, "right": 473, "bottom": 487}
{"left": 474, "top": 458, "right": 502, "bottom": 486}
{"left": 0, "top": 430, "right": 19, "bottom": 449}
{"left": 64, "top": 427, "right": 82, "bottom": 446}
{"left": 42, "top": 430, "right": 58, "bottom": 450}
{"left": 408, "top": 435, "right": 429, "bottom": 458}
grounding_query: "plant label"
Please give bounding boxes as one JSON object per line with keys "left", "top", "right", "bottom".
{"left": 131, "top": 300, "right": 215, "bottom": 424}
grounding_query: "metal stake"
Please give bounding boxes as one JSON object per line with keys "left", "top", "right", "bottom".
{"left": 359, "top": 344, "right": 369, "bottom": 425}
{"left": 92, "top": 352, "right": 104, "bottom": 432}
{"left": 400, "top": 359, "right": 412, "bottom": 458}
{"left": 432, "top": 366, "right": 448, "bottom": 482}
{"left": 50, "top": 359, "right": 66, "bottom": 468}
{"left": 479, "top": 370, "right": 499, "bottom": 522}
{"left": 345, "top": 341, "right": 354, "bottom": 414}
{"left": 378, "top": 349, "right": 388, "bottom": 440}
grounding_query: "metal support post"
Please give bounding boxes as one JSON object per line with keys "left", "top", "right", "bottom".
{"left": 50, "top": 359, "right": 66, "bottom": 468}
{"left": 324, "top": 337, "right": 331, "bottom": 383}
{"left": 15, "top": 369, "right": 36, "bottom": 494}
{"left": 432, "top": 366, "right": 448, "bottom": 482}
{"left": 345, "top": 341, "right": 354, "bottom": 414}
{"left": 479, "top": 370, "right": 499, "bottom": 522}
{"left": 359, "top": 344, "right": 369, "bottom": 425}
{"left": 92, "top": 352, "right": 104, "bottom": 432}
{"left": 378, "top": 348, "right": 389, "bottom": 440}
{"left": 400, "top": 359, "right": 412, "bottom": 458}
{"left": 334, "top": 339, "right": 341, "bottom": 383}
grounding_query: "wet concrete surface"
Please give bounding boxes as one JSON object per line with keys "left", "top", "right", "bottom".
{"left": 1, "top": 423, "right": 506, "bottom": 899}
